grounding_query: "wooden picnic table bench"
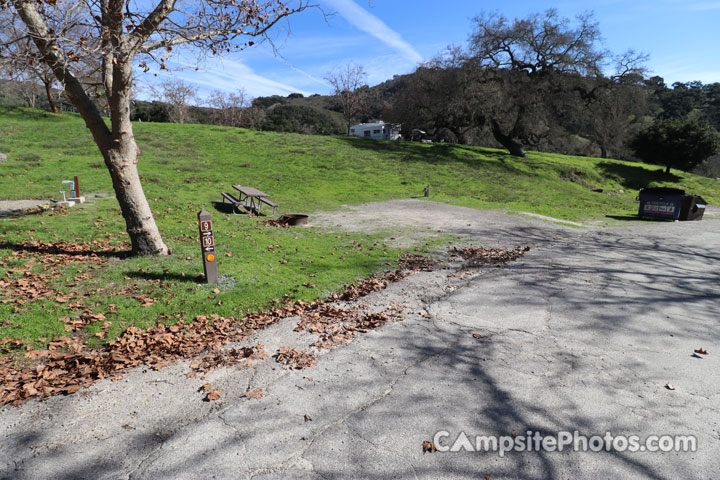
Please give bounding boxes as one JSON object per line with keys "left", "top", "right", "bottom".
{"left": 232, "top": 185, "right": 278, "bottom": 215}
{"left": 258, "top": 197, "right": 278, "bottom": 214}
{"left": 220, "top": 191, "right": 245, "bottom": 214}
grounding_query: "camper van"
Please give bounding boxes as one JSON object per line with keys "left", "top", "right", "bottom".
{"left": 348, "top": 122, "right": 401, "bottom": 141}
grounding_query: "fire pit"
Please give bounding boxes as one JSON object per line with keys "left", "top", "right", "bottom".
{"left": 279, "top": 214, "right": 309, "bottom": 226}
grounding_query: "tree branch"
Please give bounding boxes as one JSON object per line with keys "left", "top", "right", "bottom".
{"left": 12, "top": 0, "right": 111, "bottom": 149}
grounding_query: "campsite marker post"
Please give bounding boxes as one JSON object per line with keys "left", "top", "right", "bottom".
{"left": 198, "top": 210, "right": 219, "bottom": 284}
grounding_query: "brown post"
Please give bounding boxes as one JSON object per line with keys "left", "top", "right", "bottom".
{"left": 198, "top": 210, "right": 219, "bottom": 284}
{"left": 73, "top": 176, "right": 80, "bottom": 197}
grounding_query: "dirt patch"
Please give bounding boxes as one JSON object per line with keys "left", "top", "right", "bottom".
{"left": 308, "top": 199, "right": 574, "bottom": 249}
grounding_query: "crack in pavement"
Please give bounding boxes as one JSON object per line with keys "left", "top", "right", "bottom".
{"left": 245, "top": 345, "right": 455, "bottom": 478}
{"left": 346, "top": 423, "right": 420, "bottom": 480}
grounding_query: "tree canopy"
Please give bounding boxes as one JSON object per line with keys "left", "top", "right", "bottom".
{"left": 630, "top": 118, "right": 719, "bottom": 173}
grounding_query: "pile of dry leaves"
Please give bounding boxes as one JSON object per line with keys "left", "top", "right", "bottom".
{"left": 330, "top": 269, "right": 407, "bottom": 302}
{"left": 398, "top": 254, "right": 437, "bottom": 272}
{"left": 0, "top": 240, "right": 122, "bottom": 307}
{"left": 295, "top": 304, "right": 404, "bottom": 350}
{"left": 275, "top": 347, "right": 317, "bottom": 369}
{"left": 450, "top": 245, "right": 531, "bottom": 268}
{"left": 0, "top": 264, "right": 412, "bottom": 406}
{"left": 0, "top": 314, "right": 262, "bottom": 406}
{"left": 3, "top": 243, "right": 500, "bottom": 407}
{"left": 261, "top": 219, "right": 290, "bottom": 228}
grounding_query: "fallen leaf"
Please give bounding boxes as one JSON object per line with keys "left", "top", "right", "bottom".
{"left": 246, "top": 387, "right": 264, "bottom": 399}
{"left": 206, "top": 389, "right": 221, "bottom": 401}
{"left": 472, "top": 333, "right": 485, "bottom": 339}
{"left": 422, "top": 440, "right": 438, "bottom": 453}
{"left": 201, "top": 383, "right": 211, "bottom": 392}
{"left": 304, "top": 414, "right": 312, "bottom": 422}
{"left": 65, "top": 385, "right": 82, "bottom": 394}
{"left": 275, "top": 347, "right": 318, "bottom": 369}
{"left": 694, "top": 348, "right": 708, "bottom": 355}
{"left": 665, "top": 383, "right": 676, "bottom": 391}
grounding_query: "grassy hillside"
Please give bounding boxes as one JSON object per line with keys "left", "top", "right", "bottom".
{"left": 1, "top": 106, "right": 719, "bottom": 348}
{"left": 2, "top": 106, "right": 717, "bottom": 221}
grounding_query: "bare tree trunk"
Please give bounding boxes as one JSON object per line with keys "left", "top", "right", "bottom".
{"left": 14, "top": 0, "right": 168, "bottom": 256}
{"left": 15, "top": 81, "right": 37, "bottom": 108}
{"left": 24, "top": 89, "right": 36, "bottom": 108}
{"left": 490, "top": 119, "right": 526, "bottom": 157}
{"left": 43, "top": 80, "right": 59, "bottom": 113}
{"left": 106, "top": 63, "right": 169, "bottom": 256}
{"left": 600, "top": 144, "right": 608, "bottom": 159}
{"left": 104, "top": 147, "right": 168, "bottom": 254}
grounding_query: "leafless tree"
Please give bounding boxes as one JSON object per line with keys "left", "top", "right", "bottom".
{"left": 325, "top": 63, "right": 371, "bottom": 134}
{"left": 2, "top": 0, "right": 314, "bottom": 255}
{"left": 208, "top": 88, "right": 251, "bottom": 127}
{"left": 156, "top": 79, "right": 197, "bottom": 124}
{"left": 1, "top": 64, "right": 40, "bottom": 108}
{"left": 0, "top": 7, "right": 80, "bottom": 112}
{"left": 7, "top": 58, "right": 62, "bottom": 112}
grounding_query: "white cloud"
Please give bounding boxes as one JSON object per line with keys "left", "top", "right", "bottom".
{"left": 170, "top": 57, "right": 313, "bottom": 99}
{"left": 322, "top": 0, "right": 424, "bottom": 65}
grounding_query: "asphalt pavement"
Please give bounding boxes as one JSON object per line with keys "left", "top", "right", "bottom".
{"left": 1, "top": 201, "right": 718, "bottom": 479}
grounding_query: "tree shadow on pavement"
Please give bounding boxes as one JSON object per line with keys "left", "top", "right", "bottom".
{"left": 2, "top": 219, "right": 718, "bottom": 479}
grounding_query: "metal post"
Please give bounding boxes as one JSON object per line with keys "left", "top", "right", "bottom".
{"left": 73, "top": 176, "right": 80, "bottom": 198}
{"left": 198, "top": 210, "right": 219, "bottom": 284}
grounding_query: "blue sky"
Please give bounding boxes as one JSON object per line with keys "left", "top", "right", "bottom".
{"left": 143, "top": 0, "right": 720, "bottom": 102}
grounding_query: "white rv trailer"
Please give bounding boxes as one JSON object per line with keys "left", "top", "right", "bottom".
{"left": 348, "top": 122, "right": 401, "bottom": 141}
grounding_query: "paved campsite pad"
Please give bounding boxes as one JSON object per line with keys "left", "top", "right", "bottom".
{"left": 1, "top": 200, "right": 719, "bottom": 479}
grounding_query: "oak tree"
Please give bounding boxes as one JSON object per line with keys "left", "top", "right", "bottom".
{"left": 2, "top": 0, "right": 313, "bottom": 255}
{"left": 630, "top": 118, "right": 719, "bottom": 174}
{"left": 468, "top": 9, "right": 644, "bottom": 157}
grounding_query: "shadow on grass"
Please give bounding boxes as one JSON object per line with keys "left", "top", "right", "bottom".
{"left": 127, "top": 271, "right": 205, "bottom": 283}
{"left": 334, "top": 136, "right": 538, "bottom": 177}
{"left": 597, "top": 161, "right": 681, "bottom": 189}
{"left": 0, "top": 241, "right": 131, "bottom": 258}
{"left": 0, "top": 105, "right": 63, "bottom": 121}
{"left": 0, "top": 209, "right": 49, "bottom": 219}
{"left": 605, "top": 215, "right": 645, "bottom": 221}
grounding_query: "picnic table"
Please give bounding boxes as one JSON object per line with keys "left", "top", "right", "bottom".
{"left": 232, "top": 185, "right": 278, "bottom": 214}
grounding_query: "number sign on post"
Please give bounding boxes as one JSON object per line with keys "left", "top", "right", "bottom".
{"left": 197, "top": 210, "right": 219, "bottom": 284}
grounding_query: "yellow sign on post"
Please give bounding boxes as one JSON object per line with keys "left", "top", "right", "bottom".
{"left": 197, "top": 210, "right": 218, "bottom": 284}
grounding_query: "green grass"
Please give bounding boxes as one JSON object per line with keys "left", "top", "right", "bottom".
{"left": 1, "top": 105, "right": 719, "bottom": 349}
